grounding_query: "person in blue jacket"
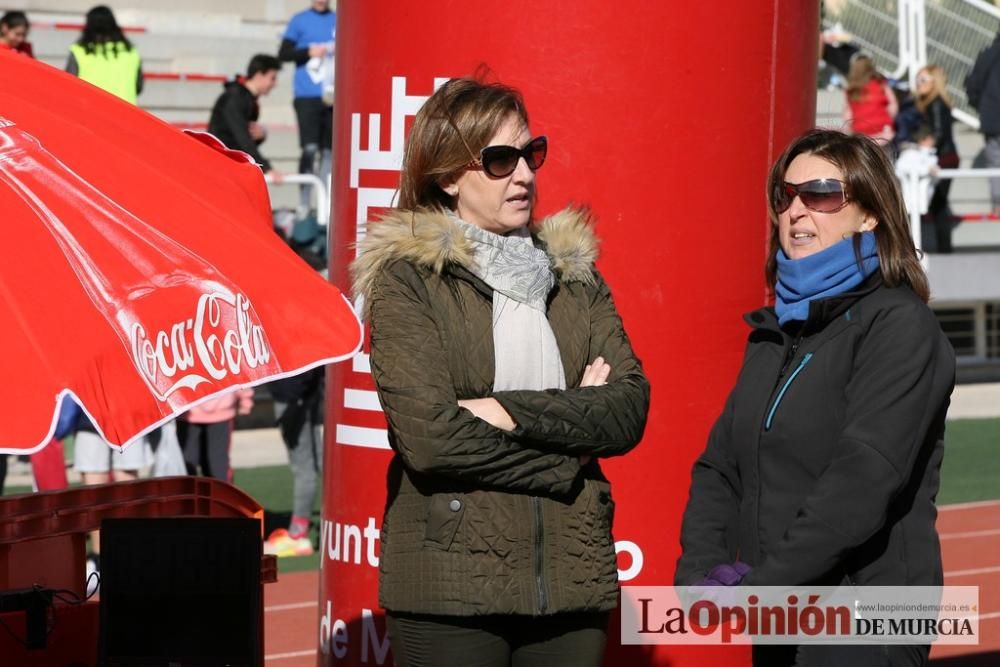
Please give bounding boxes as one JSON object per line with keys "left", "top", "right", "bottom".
{"left": 279, "top": 0, "right": 335, "bottom": 213}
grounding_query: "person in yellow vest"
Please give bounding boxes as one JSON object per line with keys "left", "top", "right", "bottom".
{"left": 66, "top": 5, "right": 143, "bottom": 105}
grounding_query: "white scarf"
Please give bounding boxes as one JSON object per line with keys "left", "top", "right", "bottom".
{"left": 454, "top": 218, "right": 567, "bottom": 392}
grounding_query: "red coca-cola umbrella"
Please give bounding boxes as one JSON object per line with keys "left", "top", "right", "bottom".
{"left": 0, "top": 51, "right": 361, "bottom": 453}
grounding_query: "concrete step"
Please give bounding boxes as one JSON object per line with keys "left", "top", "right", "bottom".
{"left": 30, "top": 31, "right": 284, "bottom": 75}
{"left": 23, "top": 1, "right": 299, "bottom": 26}
{"left": 926, "top": 251, "right": 1000, "bottom": 302}
{"left": 953, "top": 221, "right": 1000, "bottom": 246}
{"left": 151, "top": 101, "right": 298, "bottom": 127}
{"left": 138, "top": 73, "right": 295, "bottom": 112}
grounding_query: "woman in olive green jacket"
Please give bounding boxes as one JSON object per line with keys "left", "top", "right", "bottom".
{"left": 351, "top": 77, "right": 649, "bottom": 667}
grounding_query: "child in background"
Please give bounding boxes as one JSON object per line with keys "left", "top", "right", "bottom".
{"left": 895, "top": 124, "right": 939, "bottom": 216}
{"left": 896, "top": 125, "right": 942, "bottom": 251}
{"left": 177, "top": 389, "right": 254, "bottom": 482}
{"left": 0, "top": 11, "right": 33, "bottom": 57}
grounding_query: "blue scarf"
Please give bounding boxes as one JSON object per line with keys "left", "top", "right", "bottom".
{"left": 775, "top": 232, "right": 880, "bottom": 326}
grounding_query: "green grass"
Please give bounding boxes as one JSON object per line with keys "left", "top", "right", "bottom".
{"left": 938, "top": 417, "right": 1000, "bottom": 505}
{"left": 231, "top": 465, "right": 323, "bottom": 574}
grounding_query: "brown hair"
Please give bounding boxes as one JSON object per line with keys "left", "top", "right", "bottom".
{"left": 915, "top": 64, "right": 953, "bottom": 113}
{"left": 764, "top": 128, "right": 929, "bottom": 302}
{"left": 398, "top": 77, "right": 529, "bottom": 210}
{"left": 847, "top": 54, "right": 880, "bottom": 102}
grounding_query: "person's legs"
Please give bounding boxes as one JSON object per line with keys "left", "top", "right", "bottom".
{"left": 78, "top": 471, "right": 110, "bottom": 558}
{"left": 176, "top": 419, "right": 199, "bottom": 475}
{"left": 278, "top": 399, "right": 323, "bottom": 536}
{"left": 928, "top": 179, "right": 954, "bottom": 253}
{"left": 294, "top": 97, "right": 324, "bottom": 211}
{"left": 752, "top": 644, "right": 797, "bottom": 666}
{"left": 792, "top": 643, "right": 929, "bottom": 666}
{"left": 386, "top": 612, "right": 510, "bottom": 667}
{"left": 509, "top": 612, "right": 609, "bottom": 667}
{"left": 71, "top": 431, "right": 115, "bottom": 593}
{"left": 265, "top": 400, "right": 321, "bottom": 556}
{"left": 982, "top": 134, "right": 1000, "bottom": 212}
{"left": 319, "top": 101, "right": 333, "bottom": 194}
{"left": 111, "top": 434, "right": 150, "bottom": 479}
{"left": 201, "top": 420, "right": 233, "bottom": 482}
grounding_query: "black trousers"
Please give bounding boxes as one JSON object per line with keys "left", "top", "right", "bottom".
{"left": 293, "top": 96, "right": 332, "bottom": 171}
{"left": 928, "top": 178, "right": 954, "bottom": 254}
{"left": 752, "top": 643, "right": 930, "bottom": 666}
{"left": 385, "top": 611, "right": 609, "bottom": 667}
{"left": 176, "top": 420, "right": 232, "bottom": 481}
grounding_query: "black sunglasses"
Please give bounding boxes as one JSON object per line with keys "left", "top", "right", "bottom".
{"left": 474, "top": 136, "right": 548, "bottom": 178}
{"left": 774, "top": 178, "right": 850, "bottom": 214}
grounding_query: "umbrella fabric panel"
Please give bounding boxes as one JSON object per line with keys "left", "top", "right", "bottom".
{"left": 0, "top": 52, "right": 362, "bottom": 452}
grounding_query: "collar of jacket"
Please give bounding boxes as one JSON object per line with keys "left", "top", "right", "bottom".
{"left": 351, "top": 206, "right": 599, "bottom": 307}
{"left": 744, "top": 273, "right": 884, "bottom": 334}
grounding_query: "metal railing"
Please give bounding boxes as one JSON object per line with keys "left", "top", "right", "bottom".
{"left": 898, "top": 165, "right": 1000, "bottom": 360}
{"left": 823, "top": 0, "right": 1000, "bottom": 129}
{"left": 824, "top": 0, "right": 901, "bottom": 75}
{"left": 925, "top": 0, "right": 999, "bottom": 129}
{"left": 934, "top": 302, "right": 999, "bottom": 360}
{"left": 896, "top": 165, "right": 1000, "bottom": 251}
{"left": 263, "top": 173, "right": 330, "bottom": 226}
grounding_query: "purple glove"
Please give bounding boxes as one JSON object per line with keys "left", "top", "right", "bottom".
{"left": 700, "top": 561, "right": 751, "bottom": 586}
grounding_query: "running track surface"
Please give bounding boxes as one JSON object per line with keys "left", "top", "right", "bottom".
{"left": 263, "top": 500, "right": 1000, "bottom": 665}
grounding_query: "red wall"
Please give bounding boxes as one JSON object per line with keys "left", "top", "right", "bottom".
{"left": 322, "top": 2, "right": 818, "bottom": 664}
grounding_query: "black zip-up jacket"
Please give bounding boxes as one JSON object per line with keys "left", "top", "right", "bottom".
{"left": 676, "top": 278, "right": 955, "bottom": 588}
{"left": 207, "top": 80, "right": 271, "bottom": 171}
{"left": 924, "top": 96, "right": 957, "bottom": 159}
{"left": 966, "top": 37, "right": 1000, "bottom": 137}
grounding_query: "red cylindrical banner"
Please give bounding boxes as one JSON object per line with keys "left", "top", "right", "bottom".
{"left": 322, "top": 2, "right": 818, "bottom": 664}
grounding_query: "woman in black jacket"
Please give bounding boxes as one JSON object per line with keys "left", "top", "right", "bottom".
{"left": 916, "top": 65, "right": 959, "bottom": 253}
{"left": 676, "top": 129, "right": 955, "bottom": 666}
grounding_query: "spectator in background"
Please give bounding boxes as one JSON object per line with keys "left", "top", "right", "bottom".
{"left": 915, "top": 65, "right": 959, "bottom": 253}
{"left": 208, "top": 54, "right": 284, "bottom": 182}
{"left": 177, "top": 389, "right": 253, "bottom": 482}
{"left": 844, "top": 54, "right": 897, "bottom": 147}
{"left": 966, "top": 33, "right": 1000, "bottom": 215}
{"left": 895, "top": 124, "right": 940, "bottom": 236}
{"left": 0, "top": 10, "right": 33, "bottom": 57}
{"left": 279, "top": 0, "right": 335, "bottom": 214}
{"left": 66, "top": 5, "right": 143, "bottom": 104}
{"left": 74, "top": 413, "right": 151, "bottom": 578}
{"left": 818, "top": 23, "right": 857, "bottom": 90}
{"left": 263, "top": 367, "right": 324, "bottom": 557}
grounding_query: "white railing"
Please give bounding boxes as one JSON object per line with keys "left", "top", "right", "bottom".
{"left": 897, "top": 0, "right": 928, "bottom": 88}
{"left": 263, "top": 173, "right": 330, "bottom": 226}
{"left": 963, "top": 0, "right": 1000, "bottom": 21}
{"left": 900, "top": 169, "right": 1000, "bottom": 253}
{"left": 824, "top": 0, "right": 1000, "bottom": 128}
{"left": 898, "top": 165, "right": 1000, "bottom": 360}
{"left": 823, "top": 0, "right": 900, "bottom": 75}
{"left": 897, "top": 166, "right": 1000, "bottom": 258}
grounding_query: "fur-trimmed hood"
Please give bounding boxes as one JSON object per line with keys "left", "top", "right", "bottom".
{"left": 351, "top": 207, "right": 600, "bottom": 309}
